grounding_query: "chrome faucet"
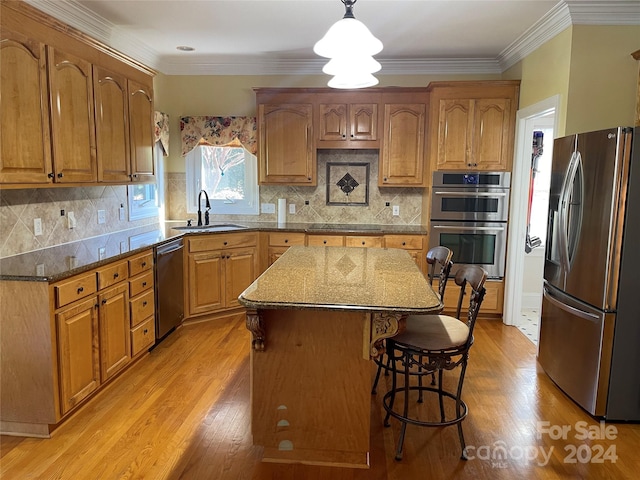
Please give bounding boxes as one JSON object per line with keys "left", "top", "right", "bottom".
{"left": 197, "top": 189, "right": 211, "bottom": 226}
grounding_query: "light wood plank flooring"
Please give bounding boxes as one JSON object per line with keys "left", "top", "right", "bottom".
{"left": 1, "top": 315, "right": 638, "bottom": 479}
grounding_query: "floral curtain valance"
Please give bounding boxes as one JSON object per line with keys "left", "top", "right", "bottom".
{"left": 180, "top": 116, "right": 257, "bottom": 156}
{"left": 154, "top": 111, "right": 170, "bottom": 156}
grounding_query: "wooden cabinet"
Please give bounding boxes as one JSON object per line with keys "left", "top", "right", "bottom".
{"left": 56, "top": 296, "right": 100, "bottom": 415}
{"left": 94, "top": 66, "right": 130, "bottom": 183}
{"left": 257, "top": 101, "right": 315, "bottom": 185}
{"left": 127, "top": 250, "right": 155, "bottom": 355}
{"left": 307, "top": 234, "right": 345, "bottom": 246}
{"left": 0, "top": 1, "right": 155, "bottom": 188}
{"left": 267, "top": 232, "right": 306, "bottom": 266}
{"left": 0, "top": 28, "right": 52, "bottom": 184}
{"left": 128, "top": 79, "right": 155, "bottom": 183}
{"left": 98, "top": 283, "right": 131, "bottom": 382}
{"left": 379, "top": 92, "right": 429, "bottom": 187}
{"left": 442, "top": 278, "right": 504, "bottom": 317}
{"left": 186, "top": 233, "right": 259, "bottom": 317}
{"left": 317, "top": 100, "right": 379, "bottom": 148}
{"left": 47, "top": 46, "right": 97, "bottom": 183}
{"left": 428, "top": 81, "right": 519, "bottom": 172}
{"left": 345, "top": 235, "right": 384, "bottom": 248}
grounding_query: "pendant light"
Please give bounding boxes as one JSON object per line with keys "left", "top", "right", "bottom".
{"left": 313, "top": 0, "right": 383, "bottom": 89}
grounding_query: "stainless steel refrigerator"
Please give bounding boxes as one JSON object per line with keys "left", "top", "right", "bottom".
{"left": 538, "top": 126, "right": 640, "bottom": 420}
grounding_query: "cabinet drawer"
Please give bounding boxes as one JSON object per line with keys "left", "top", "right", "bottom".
{"left": 131, "top": 316, "right": 155, "bottom": 356}
{"left": 307, "top": 235, "right": 345, "bottom": 246}
{"left": 97, "top": 261, "right": 128, "bottom": 289}
{"left": 130, "top": 289, "right": 155, "bottom": 327}
{"left": 268, "top": 232, "right": 306, "bottom": 247}
{"left": 345, "top": 236, "right": 384, "bottom": 248}
{"left": 384, "top": 235, "right": 424, "bottom": 250}
{"left": 128, "top": 251, "right": 153, "bottom": 277}
{"left": 188, "top": 232, "right": 258, "bottom": 253}
{"left": 129, "top": 270, "right": 154, "bottom": 298}
{"left": 54, "top": 272, "right": 97, "bottom": 308}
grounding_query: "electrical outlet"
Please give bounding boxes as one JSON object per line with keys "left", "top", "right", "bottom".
{"left": 392, "top": 205, "right": 400, "bottom": 216}
{"left": 120, "top": 241, "right": 127, "bottom": 254}
{"left": 261, "top": 203, "right": 276, "bottom": 214}
{"left": 36, "top": 264, "right": 45, "bottom": 276}
{"left": 97, "top": 209, "right": 106, "bottom": 224}
{"left": 119, "top": 205, "right": 125, "bottom": 221}
{"left": 98, "top": 247, "right": 106, "bottom": 260}
{"left": 68, "top": 256, "right": 78, "bottom": 269}
{"left": 67, "top": 211, "right": 76, "bottom": 229}
{"left": 34, "top": 218, "right": 43, "bottom": 236}
{"left": 289, "top": 204, "right": 296, "bottom": 214}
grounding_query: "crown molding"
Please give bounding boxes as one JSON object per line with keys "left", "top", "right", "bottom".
{"left": 22, "top": 0, "right": 640, "bottom": 77}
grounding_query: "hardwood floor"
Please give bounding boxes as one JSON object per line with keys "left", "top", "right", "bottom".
{"left": 1, "top": 315, "right": 638, "bottom": 479}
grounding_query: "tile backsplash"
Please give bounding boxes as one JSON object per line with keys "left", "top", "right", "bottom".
{"left": 0, "top": 186, "right": 157, "bottom": 258}
{"left": 167, "top": 150, "right": 425, "bottom": 226}
{"left": 1, "top": 151, "right": 425, "bottom": 259}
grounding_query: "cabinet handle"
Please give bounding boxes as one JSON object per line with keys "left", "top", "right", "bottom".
{"left": 307, "top": 177, "right": 311, "bottom": 181}
{"left": 48, "top": 172, "right": 54, "bottom": 178}
{"left": 57, "top": 172, "right": 64, "bottom": 178}
{"left": 142, "top": 282, "right": 147, "bottom": 287}
{"left": 361, "top": 241, "right": 366, "bottom": 245}
{"left": 143, "top": 328, "right": 148, "bottom": 334}
{"left": 323, "top": 240, "right": 327, "bottom": 244}
{"left": 141, "top": 262, "right": 146, "bottom": 267}
{"left": 102, "top": 299, "right": 107, "bottom": 305}
{"left": 383, "top": 177, "right": 388, "bottom": 181}
{"left": 223, "top": 241, "right": 228, "bottom": 246}
{"left": 77, "top": 287, "right": 84, "bottom": 294}
{"left": 113, "top": 273, "right": 119, "bottom": 278}
{"left": 95, "top": 304, "right": 99, "bottom": 309}
{"left": 284, "top": 239, "right": 289, "bottom": 243}
{"left": 402, "top": 242, "right": 406, "bottom": 246}
{"left": 142, "top": 301, "right": 147, "bottom": 306}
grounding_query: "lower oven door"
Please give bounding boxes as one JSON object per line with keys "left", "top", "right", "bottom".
{"left": 428, "top": 221, "right": 507, "bottom": 279}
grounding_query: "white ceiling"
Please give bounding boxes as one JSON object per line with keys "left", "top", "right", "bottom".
{"left": 25, "top": 0, "right": 640, "bottom": 75}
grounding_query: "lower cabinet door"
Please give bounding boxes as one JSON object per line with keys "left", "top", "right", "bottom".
{"left": 224, "top": 247, "right": 257, "bottom": 308}
{"left": 56, "top": 296, "right": 100, "bottom": 415}
{"left": 131, "top": 316, "right": 155, "bottom": 356}
{"left": 187, "top": 251, "right": 224, "bottom": 315}
{"left": 98, "top": 283, "right": 131, "bottom": 381}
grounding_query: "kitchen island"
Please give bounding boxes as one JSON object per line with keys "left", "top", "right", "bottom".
{"left": 238, "top": 246, "right": 442, "bottom": 468}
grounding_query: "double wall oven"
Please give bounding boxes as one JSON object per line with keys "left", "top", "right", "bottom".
{"left": 429, "top": 172, "right": 510, "bottom": 279}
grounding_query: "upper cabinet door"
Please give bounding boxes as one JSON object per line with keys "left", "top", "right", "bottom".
{"left": 258, "top": 103, "right": 315, "bottom": 185}
{"left": 47, "top": 46, "right": 97, "bottom": 183}
{"left": 318, "top": 103, "right": 347, "bottom": 141}
{"left": 0, "top": 30, "right": 53, "bottom": 184}
{"left": 350, "top": 103, "right": 378, "bottom": 141}
{"left": 435, "top": 99, "right": 474, "bottom": 170}
{"left": 128, "top": 79, "right": 155, "bottom": 183}
{"left": 94, "top": 66, "right": 130, "bottom": 183}
{"left": 317, "top": 100, "right": 379, "bottom": 148}
{"left": 379, "top": 103, "right": 427, "bottom": 187}
{"left": 472, "top": 98, "right": 512, "bottom": 171}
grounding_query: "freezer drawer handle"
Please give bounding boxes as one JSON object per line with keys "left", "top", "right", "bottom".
{"left": 433, "top": 191, "right": 508, "bottom": 197}
{"left": 543, "top": 287, "right": 599, "bottom": 322}
{"left": 430, "top": 225, "right": 506, "bottom": 232}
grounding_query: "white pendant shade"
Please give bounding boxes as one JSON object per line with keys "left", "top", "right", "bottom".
{"left": 313, "top": 18, "right": 383, "bottom": 58}
{"left": 328, "top": 72, "right": 379, "bottom": 89}
{"left": 322, "top": 55, "right": 381, "bottom": 76}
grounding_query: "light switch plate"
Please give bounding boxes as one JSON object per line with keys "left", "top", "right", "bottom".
{"left": 34, "top": 218, "right": 43, "bottom": 236}
{"left": 119, "top": 206, "right": 125, "bottom": 221}
{"left": 289, "top": 204, "right": 296, "bottom": 214}
{"left": 392, "top": 205, "right": 400, "bottom": 216}
{"left": 98, "top": 247, "right": 106, "bottom": 260}
{"left": 36, "top": 264, "right": 45, "bottom": 276}
{"left": 67, "top": 211, "right": 76, "bottom": 229}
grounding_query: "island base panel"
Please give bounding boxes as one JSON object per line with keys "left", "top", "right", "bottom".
{"left": 251, "top": 309, "right": 371, "bottom": 468}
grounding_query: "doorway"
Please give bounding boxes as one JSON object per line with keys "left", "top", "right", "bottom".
{"left": 503, "top": 96, "right": 559, "bottom": 346}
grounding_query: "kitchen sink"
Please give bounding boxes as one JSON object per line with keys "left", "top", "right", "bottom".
{"left": 172, "top": 223, "right": 248, "bottom": 232}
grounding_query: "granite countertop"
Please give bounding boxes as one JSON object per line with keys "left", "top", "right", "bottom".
{"left": 238, "top": 245, "right": 442, "bottom": 314}
{"left": 0, "top": 221, "right": 427, "bottom": 282}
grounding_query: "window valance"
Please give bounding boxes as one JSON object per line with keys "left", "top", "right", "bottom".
{"left": 180, "top": 116, "right": 257, "bottom": 156}
{"left": 154, "top": 111, "right": 170, "bottom": 156}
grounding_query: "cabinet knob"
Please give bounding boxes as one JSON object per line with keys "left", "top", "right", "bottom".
{"left": 307, "top": 177, "right": 311, "bottom": 181}
{"left": 361, "top": 241, "right": 366, "bottom": 245}
{"left": 142, "top": 301, "right": 147, "bottom": 306}
{"left": 142, "top": 262, "right": 146, "bottom": 267}
{"left": 77, "top": 287, "right": 84, "bottom": 294}
{"left": 402, "top": 242, "right": 406, "bottom": 246}
{"left": 342, "top": 134, "right": 346, "bottom": 138}
{"left": 143, "top": 328, "right": 148, "bottom": 334}
{"left": 223, "top": 241, "right": 228, "bottom": 246}
{"left": 383, "top": 177, "right": 388, "bottom": 181}
{"left": 113, "top": 273, "right": 119, "bottom": 278}
{"left": 48, "top": 172, "right": 55, "bottom": 178}
{"left": 284, "top": 239, "right": 288, "bottom": 243}
{"left": 102, "top": 299, "right": 107, "bottom": 305}
{"left": 142, "top": 282, "right": 147, "bottom": 287}
{"left": 57, "top": 172, "right": 64, "bottom": 178}
{"left": 323, "top": 240, "right": 327, "bottom": 244}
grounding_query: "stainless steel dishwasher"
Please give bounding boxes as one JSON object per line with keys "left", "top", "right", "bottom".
{"left": 154, "top": 238, "right": 184, "bottom": 342}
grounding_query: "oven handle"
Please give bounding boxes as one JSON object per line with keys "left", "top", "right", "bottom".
{"left": 433, "top": 191, "right": 508, "bottom": 197}
{"left": 430, "top": 225, "right": 506, "bottom": 232}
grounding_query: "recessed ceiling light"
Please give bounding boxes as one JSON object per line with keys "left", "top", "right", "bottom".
{"left": 176, "top": 46, "right": 195, "bottom": 52}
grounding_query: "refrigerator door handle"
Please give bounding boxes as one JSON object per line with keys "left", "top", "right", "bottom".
{"left": 558, "top": 151, "right": 581, "bottom": 273}
{"left": 543, "top": 285, "right": 600, "bottom": 322}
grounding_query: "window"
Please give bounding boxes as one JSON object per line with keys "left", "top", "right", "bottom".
{"left": 186, "top": 145, "right": 259, "bottom": 215}
{"left": 128, "top": 142, "right": 164, "bottom": 220}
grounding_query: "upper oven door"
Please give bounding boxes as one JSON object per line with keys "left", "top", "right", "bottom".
{"left": 430, "top": 187, "right": 510, "bottom": 221}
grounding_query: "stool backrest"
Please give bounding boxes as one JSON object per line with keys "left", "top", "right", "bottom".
{"left": 426, "top": 246, "right": 453, "bottom": 300}
{"left": 452, "top": 265, "right": 487, "bottom": 343}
